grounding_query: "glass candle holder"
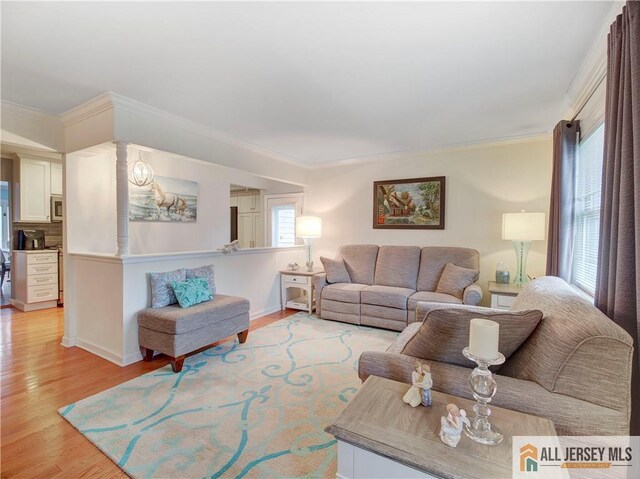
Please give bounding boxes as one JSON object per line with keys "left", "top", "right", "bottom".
{"left": 462, "top": 347, "right": 506, "bottom": 446}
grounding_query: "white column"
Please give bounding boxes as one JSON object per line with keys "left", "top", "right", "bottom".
{"left": 115, "top": 141, "right": 129, "bottom": 256}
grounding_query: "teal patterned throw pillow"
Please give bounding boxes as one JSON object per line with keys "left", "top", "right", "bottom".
{"left": 171, "top": 277, "right": 213, "bottom": 308}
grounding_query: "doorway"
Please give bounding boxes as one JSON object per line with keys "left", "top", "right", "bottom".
{"left": 1, "top": 181, "right": 11, "bottom": 305}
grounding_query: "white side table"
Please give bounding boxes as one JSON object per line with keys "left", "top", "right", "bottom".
{"left": 488, "top": 281, "right": 522, "bottom": 310}
{"left": 279, "top": 269, "right": 323, "bottom": 314}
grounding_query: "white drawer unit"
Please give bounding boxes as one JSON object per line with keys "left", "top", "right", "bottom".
{"left": 488, "top": 281, "right": 521, "bottom": 311}
{"left": 280, "top": 270, "right": 322, "bottom": 314}
{"left": 27, "top": 273, "right": 58, "bottom": 286}
{"left": 11, "top": 250, "right": 60, "bottom": 311}
{"left": 283, "top": 275, "right": 310, "bottom": 286}
{"left": 27, "top": 252, "right": 58, "bottom": 265}
{"left": 28, "top": 263, "right": 57, "bottom": 275}
{"left": 27, "top": 284, "right": 58, "bottom": 303}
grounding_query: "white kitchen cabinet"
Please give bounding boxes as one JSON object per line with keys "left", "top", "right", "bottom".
{"left": 50, "top": 162, "right": 63, "bottom": 195}
{"left": 252, "top": 212, "right": 262, "bottom": 247}
{"left": 237, "top": 192, "right": 260, "bottom": 213}
{"left": 13, "top": 155, "right": 51, "bottom": 222}
{"left": 12, "top": 250, "right": 59, "bottom": 311}
{"left": 238, "top": 213, "right": 255, "bottom": 248}
{"left": 237, "top": 212, "right": 262, "bottom": 248}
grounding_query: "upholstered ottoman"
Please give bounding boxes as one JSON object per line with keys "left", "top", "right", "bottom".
{"left": 138, "top": 294, "right": 250, "bottom": 372}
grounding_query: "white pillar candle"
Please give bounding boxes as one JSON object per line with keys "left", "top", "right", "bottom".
{"left": 469, "top": 318, "right": 500, "bottom": 361}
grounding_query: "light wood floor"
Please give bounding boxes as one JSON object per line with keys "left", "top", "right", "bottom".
{"left": 0, "top": 306, "right": 297, "bottom": 478}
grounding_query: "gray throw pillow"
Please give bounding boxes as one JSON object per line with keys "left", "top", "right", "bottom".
{"left": 185, "top": 264, "right": 216, "bottom": 296}
{"left": 149, "top": 268, "right": 186, "bottom": 307}
{"left": 320, "top": 256, "right": 351, "bottom": 284}
{"left": 401, "top": 308, "right": 543, "bottom": 370}
{"left": 435, "top": 262, "right": 479, "bottom": 299}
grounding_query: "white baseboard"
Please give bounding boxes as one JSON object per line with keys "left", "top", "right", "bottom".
{"left": 75, "top": 338, "right": 125, "bottom": 366}
{"left": 122, "top": 350, "right": 144, "bottom": 366}
{"left": 11, "top": 299, "right": 58, "bottom": 312}
{"left": 61, "top": 335, "right": 76, "bottom": 347}
{"left": 249, "top": 304, "right": 281, "bottom": 320}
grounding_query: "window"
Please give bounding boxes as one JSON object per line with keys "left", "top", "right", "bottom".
{"left": 272, "top": 205, "right": 296, "bottom": 247}
{"left": 572, "top": 123, "right": 605, "bottom": 295}
{"left": 1, "top": 182, "right": 9, "bottom": 251}
{"left": 264, "top": 193, "right": 304, "bottom": 247}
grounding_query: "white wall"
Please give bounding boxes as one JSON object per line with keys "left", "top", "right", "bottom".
{"left": 65, "top": 145, "right": 304, "bottom": 255}
{"left": 64, "top": 144, "right": 308, "bottom": 365}
{"left": 306, "top": 137, "right": 553, "bottom": 304}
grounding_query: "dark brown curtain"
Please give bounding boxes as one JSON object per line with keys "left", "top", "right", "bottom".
{"left": 546, "top": 120, "right": 579, "bottom": 279}
{"left": 596, "top": 2, "right": 640, "bottom": 435}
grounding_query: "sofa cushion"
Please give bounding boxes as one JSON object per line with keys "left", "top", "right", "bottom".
{"left": 336, "top": 244, "right": 379, "bottom": 285}
{"left": 171, "top": 277, "right": 213, "bottom": 308}
{"left": 185, "top": 264, "right": 216, "bottom": 295}
{"left": 416, "top": 247, "right": 479, "bottom": 292}
{"left": 361, "top": 285, "right": 414, "bottom": 310}
{"left": 138, "top": 294, "right": 250, "bottom": 335}
{"left": 149, "top": 268, "right": 186, "bottom": 307}
{"left": 408, "top": 291, "right": 462, "bottom": 311}
{"left": 374, "top": 246, "right": 421, "bottom": 289}
{"left": 400, "top": 307, "right": 543, "bottom": 369}
{"left": 435, "top": 263, "right": 479, "bottom": 299}
{"left": 320, "top": 257, "right": 351, "bottom": 284}
{"left": 322, "top": 283, "right": 368, "bottom": 303}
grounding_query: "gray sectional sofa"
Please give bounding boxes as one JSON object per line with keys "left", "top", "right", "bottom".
{"left": 314, "top": 244, "right": 481, "bottom": 331}
{"left": 358, "top": 277, "right": 634, "bottom": 435}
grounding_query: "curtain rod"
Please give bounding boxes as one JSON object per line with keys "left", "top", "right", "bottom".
{"left": 570, "top": 73, "right": 607, "bottom": 123}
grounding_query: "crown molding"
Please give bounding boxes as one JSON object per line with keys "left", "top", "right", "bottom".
{"left": 106, "top": 92, "right": 305, "bottom": 168}
{"left": 59, "top": 91, "right": 115, "bottom": 126}
{"left": 307, "top": 132, "right": 551, "bottom": 169}
{"left": 564, "top": 1, "right": 624, "bottom": 118}
{"left": 0, "top": 100, "right": 63, "bottom": 126}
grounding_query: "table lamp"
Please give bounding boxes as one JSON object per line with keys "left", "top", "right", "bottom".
{"left": 502, "top": 211, "right": 545, "bottom": 286}
{"left": 296, "top": 216, "right": 322, "bottom": 272}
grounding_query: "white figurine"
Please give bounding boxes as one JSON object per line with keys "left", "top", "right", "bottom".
{"left": 439, "top": 403, "right": 470, "bottom": 448}
{"left": 219, "top": 240, "right": 240, "bottom": 254}
{"left": 402, "top": 362, "right": 433, "bottom": 407}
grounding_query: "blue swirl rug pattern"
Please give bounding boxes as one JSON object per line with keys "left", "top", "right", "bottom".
{"left": 59, "top": 313, "right": 397, "bottom": 478}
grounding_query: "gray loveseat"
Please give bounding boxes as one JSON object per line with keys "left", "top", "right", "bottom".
{"left": 358, "top": 277, "right": 634, "bottom": 435}
{"left": 314, "top": 244, "right": 481, "bottom": 331}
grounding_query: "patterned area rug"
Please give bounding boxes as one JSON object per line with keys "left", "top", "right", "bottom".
{"left": 59, "top": 313, "right": 397, "bottom": 478}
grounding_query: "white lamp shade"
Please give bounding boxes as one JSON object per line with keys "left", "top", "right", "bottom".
{"left": 502, "top": 212, "right": 545, "bottom": 241}
{"left": 296, "top": 216, "right": 322, "bottom": 238}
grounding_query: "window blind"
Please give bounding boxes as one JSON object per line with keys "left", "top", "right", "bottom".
{"left": 272, "top": 205, "right": 296, "bottom": 247}
{"left": 572, "top": 123, "right": 604, "bottom": 295}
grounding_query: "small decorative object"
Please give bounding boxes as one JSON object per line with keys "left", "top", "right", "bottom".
{"left": 495, "top": 261, "right": 510, "bottom": 284}
{"left": 219, "top": 240, "right": 240, "bottom": 254}
{"left": 439, "top": 403, "right": 470, "bottom": 448}
{"left": 286, "top": 262, "right": 300, "bottom": 272}
{"left": 373, "top": 176, "right": 445, "bottom": 229}
{"left": 463, "top": 318, "right": 505, "bottom": 446}
{"left": 502, "top": 211, "right": 545, "bottom": 286}
{"left": 296, "top": 216, "right": 322, "bottom": 272}
{"left": 129, "top": 175, "right": 198, "bottom": 222}
{"left": 402, "top": 362, "right": 433, "bottom": 407}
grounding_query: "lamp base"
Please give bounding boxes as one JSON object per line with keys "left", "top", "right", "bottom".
{"left": 464, "top": 420, "right": 504, "bottom": 446}
{"left": 512, "top": 240, "right": 532, "bottom": 286}
{"left": 305, "top": 260, "right": 314, "bottom": 272}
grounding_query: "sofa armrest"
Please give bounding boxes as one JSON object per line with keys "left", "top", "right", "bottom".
{"left": 358, "top": 350, "right": 419, "bottom": 383}
{"left": 414, "top": 301, "right": 506, "bottom": 324}
{"left": 463, "top": 282, "right": 483, "bottom": 305}
{"left": 313, "top": 273, "right": 328, "bottom": 315}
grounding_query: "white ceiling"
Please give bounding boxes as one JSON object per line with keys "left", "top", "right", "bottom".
{"left": 1, "top": 1, "right": 612, "bottom": 165}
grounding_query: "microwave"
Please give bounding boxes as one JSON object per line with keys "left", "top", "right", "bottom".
{"left": 51, "top": 195, "right": 63, "bottom": 222}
